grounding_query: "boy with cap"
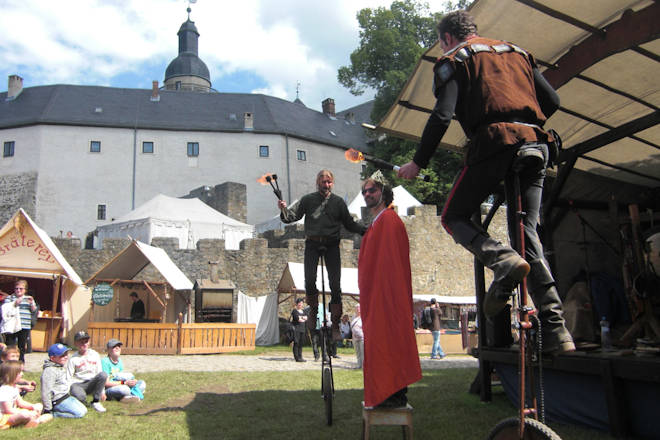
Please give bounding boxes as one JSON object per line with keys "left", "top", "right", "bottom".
{"left": 41, "top": 343, "right": 87, "bottom": 418}
{"left": 102, "top": 338, "right": 145, "bottom": 403}
{"left": 66, "top": 331, "right": 107, "bottom": 412}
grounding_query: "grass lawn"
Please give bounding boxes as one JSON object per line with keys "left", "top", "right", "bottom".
{"left": 8, "top": 356, "right": 617, "bottom": 440}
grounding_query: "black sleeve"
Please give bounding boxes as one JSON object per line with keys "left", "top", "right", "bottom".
{"left": 534, "top": 68, "right": 560, "bottom": 119}
{"left": 412, "top": 78, "right": 458, "bottom": 169}
{"left": 340, "top": 200, "right": 367, "bottom": 235}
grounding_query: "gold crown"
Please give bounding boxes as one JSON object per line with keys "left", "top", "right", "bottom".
{"left": 369, "top": 170, "right": 389, "bottom": 186}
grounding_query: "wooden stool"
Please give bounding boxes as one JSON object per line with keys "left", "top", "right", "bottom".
{"left": 361, "top": 401, "right": 413, "bottom": 440}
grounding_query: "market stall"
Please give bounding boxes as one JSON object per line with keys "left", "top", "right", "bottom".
{"left": 0, "top": 209, "right": 88, "bottom": 350}
{"left": 85, "top": 239, "right": 254, "bottom": 354}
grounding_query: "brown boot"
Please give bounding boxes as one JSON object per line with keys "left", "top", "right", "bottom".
{"left": 483, "top": 256, "right": 530, "bottom": 318}
{"left": 526, "top": 259, "right": 575, "bottom": 355}
{"left": 330, "top": 303, "right": 343, "bottom": 341}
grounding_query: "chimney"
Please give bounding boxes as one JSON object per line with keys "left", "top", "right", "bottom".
{"left": 7, "top": 75, "right": 23, "bottom": 101}
{"left": 244, "top": 112, "right": 253, "bottom": 130}
{"left": 150, "top": 80, "right": 160, "bottom": 102}
{"left": 208, "top": 260, "right": 220, "bottom": 283}
{"left": 322, "top": 98, "right": 335, "bottom": 117}
{"left": 345, "top": 111, "right": 355, "bottom": 124}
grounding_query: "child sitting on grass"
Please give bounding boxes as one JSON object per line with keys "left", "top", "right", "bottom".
{"left": 1, "top": 346, "right": 37, "bottom": 396}
{"left": 0, "top": 360, "right": 52, "bottom": 429}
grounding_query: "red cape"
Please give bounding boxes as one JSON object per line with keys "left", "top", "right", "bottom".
{"left": 359, "top": 209, "right": 422, "bottom": 407}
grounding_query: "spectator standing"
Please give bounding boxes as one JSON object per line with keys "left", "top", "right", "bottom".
{"left": 41, "top": 343, "right": 87, "bottom": 418}
{"left": 2, "top": 281, "right": 37, "bottom": 362}
{"left": 430, "top": 299, "right": 446, "bottom": 359}
{"left": 102, "top": 339, "right": 145, "bottom": 403}
{"left": 339, "top": 314, "right": 351, "bottom": 347}
{"left": 290, "top": 299, "right": 308, "bottom": 362}
{"left": 67, "top": 331, "right": 107, "bottom": 412}
{"left": 350, "top": 304, "right": 364, "bottom": 369}
{"left": 0, "top": 290, "right": 8, "bottom": 349}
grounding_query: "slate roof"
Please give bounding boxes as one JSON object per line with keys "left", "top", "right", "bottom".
{"left": 0, "top": 85, "right": 374, "bottom": 151}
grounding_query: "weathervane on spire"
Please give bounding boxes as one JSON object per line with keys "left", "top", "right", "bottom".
{"left": 187, "top": 0, "right": 197, "bottom": 19}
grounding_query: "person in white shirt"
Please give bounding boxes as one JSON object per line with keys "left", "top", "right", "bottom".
{"left": 66, "top": 331, "right": 107, "bottom": 413}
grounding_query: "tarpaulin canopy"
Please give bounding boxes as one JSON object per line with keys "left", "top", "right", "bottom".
{"left": 86, "top": 239, "right": 193, "bottom": 291}
{"left": 0, "top": 208, "right": 83, "bottom": 284}
{"left": 277, "top": 262, "right": 360, "bottom": 296}
{"left": 377, "top": 0, "right": 659, "bottom": 189}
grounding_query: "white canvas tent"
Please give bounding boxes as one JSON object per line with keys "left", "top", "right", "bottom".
{"left": 0, "top": 208, "right": 88, "bottom": 346}
{"left": 96, "top": 194, "right": 254, "bottom": 250}
{"left": 347, "top": 185, "right": 422, "bottom": 219}
{"left": 255, "top": 199, "right": 301, "bottom": 233}
{"left": 277, "top": 262, "right": 360, "bottom": 297}
{"left": 86, "top": 239, "right": 194, "bottom": 323}
{"left": 236, "top": 291, "right": 280, "bottom": 346}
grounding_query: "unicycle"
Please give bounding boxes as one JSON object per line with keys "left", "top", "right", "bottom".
{"left": 487, "top": 145, "right": 561, "bottom": 440}
{"left": 318, "top": 246, "right": 335, "bottom": 426}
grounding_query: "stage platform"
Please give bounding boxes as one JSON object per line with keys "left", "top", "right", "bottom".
{"left": 478, "top": 346, "right": 660, "bottom": 438}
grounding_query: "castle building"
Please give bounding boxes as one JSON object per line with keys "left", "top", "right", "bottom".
{"left": 0, "top": 10, "right": 372, "bottom": 245}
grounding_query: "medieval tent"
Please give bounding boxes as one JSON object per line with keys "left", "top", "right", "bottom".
{"left": 236, "top": 291, "right": 279, "bottom": 346}
{"left": 96, "top": 194, "right": 254, "bottom": 250}
{"left": 277, "top": 262, "right": 360, "bottom": 299}
{"left": 0, "top": 209, "right": 88, "bottom": 349}
{"left": 254, "top": 199, "right": 300, "bottom": 233}
{"left": 86, "top": 239, "right": 194, "bottom": 324}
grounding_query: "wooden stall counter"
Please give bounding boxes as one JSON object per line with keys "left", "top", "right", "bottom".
{"left": 32, "top": 314, "right": 63, "bottom": 352}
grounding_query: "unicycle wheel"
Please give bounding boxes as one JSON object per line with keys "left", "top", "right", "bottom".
{"left": 487, "top": 417, "right": 562, "bottom": 440}
{"left": 323, "top": 366, "right": 333, "bottom": 426}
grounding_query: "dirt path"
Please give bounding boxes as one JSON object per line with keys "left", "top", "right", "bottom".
{"left": 24, "top": 352, "right": 477, "bottom": 373}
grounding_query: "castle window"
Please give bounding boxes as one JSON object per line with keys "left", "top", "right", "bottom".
{"left": 90, "top": 141, "right": 101, "bottom": 153}
{"left": 3, "top": 141, "right": 15, "bottom": 157}
{"left": 296, "top": 150, "right": 306, "bottom": 161}
{"left": 187, "top": 142, "right": 199, "bottom": 157}
{"left": 97, "top": 204, "right": 106, "bottom": 220}
{"left": 259, "top": 145, "right": 269, "bottom": 157}
{"left": 142, "top": 141, "right": 154, "bottom": 154}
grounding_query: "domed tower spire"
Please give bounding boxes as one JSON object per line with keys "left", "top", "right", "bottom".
{"left": 164, "top": 4, "right": 211, "bottom": 92}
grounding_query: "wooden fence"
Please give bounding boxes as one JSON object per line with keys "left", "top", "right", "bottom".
{"left": 88, "top": 320, "right": 256, "bottom": 355}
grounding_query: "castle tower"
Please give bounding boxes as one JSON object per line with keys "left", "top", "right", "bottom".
{"left": 164, "top": 6, "right": 211, "bottom": 92}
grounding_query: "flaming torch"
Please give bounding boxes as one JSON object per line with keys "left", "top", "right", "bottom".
{"left": 344, "top": 148, "right": 430, "bottom": 181}
{"left": 258, "top": 172, "right": 284, "bottom": 202}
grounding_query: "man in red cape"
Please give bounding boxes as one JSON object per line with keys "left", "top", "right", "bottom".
{"left": 358, "top": 173, "right": 422, "bottom": 408}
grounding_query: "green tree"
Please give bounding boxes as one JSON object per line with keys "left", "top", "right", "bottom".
{"left": 338, "top": 0, "right": 467, "bottom": 209}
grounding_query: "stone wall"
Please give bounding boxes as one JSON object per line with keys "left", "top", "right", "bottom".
{"left": 0, "top": 172, "right": 37, "bottom": 225}
{"left": 55, "top": 204, "right": 508, "bottom": 320}
{"left": 183, "top": 182, "right": 248, "bottom": 223}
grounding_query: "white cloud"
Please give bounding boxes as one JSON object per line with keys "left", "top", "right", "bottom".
{"left": 0, "top": 0, "right": 450, "bottom": 111}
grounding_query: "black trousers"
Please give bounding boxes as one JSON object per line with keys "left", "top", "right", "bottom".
{"left": 304, "top": 239, "right": 342, "bottom": 308}
{"left": 4, "top": 329, "right": 30, "bottom": 362}
{"left": 292, "top": 330, "right": 305, "bottom": 361}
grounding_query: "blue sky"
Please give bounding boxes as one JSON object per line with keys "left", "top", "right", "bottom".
{"left": 0, "top": 0, "right": 449, "bottom": 113}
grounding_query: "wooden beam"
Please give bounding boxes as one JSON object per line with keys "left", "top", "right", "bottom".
{"left": 542, "top": 3, "right": 660, "bottom": 89}
{"left": 143, "top": 281, "right": 165, "bottom": 309}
